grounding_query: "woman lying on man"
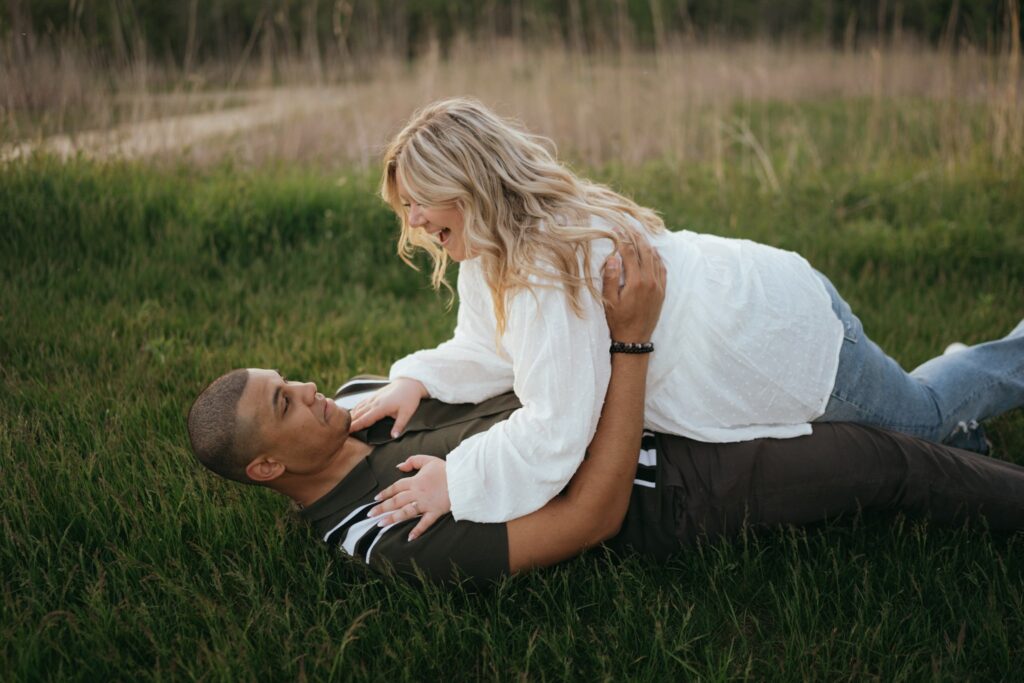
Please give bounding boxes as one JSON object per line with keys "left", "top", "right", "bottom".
{"left": 187, "top": 239, "right": 1024, "bottom": 584}
{"left": 350, "top": 97, "right": 1023, "bottom": 541}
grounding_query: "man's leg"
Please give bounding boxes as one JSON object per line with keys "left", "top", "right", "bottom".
{"left": 672, "top": 423, "right": 1024, "bottom": 541}
{"left": 813, "top": 273, "right": 1024, "bottom": 451}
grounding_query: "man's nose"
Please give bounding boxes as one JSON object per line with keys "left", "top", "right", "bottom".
{"left": 296, "top": 381, "right": 317, "bottom": 403}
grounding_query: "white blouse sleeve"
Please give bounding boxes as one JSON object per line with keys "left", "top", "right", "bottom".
{"left": 444, "top": 274, "right": 613, "bottom": 523}
{"left": 388, "top": 262, "right": 514, "bottom": 404}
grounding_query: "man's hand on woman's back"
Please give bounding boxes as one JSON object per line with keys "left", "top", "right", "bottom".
{"left": 603, "top": 236, "right": 666, "bottom": 342}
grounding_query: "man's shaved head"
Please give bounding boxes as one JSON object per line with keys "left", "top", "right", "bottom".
{"left": 187, "top": 369, "right": 262, "bottom": 485}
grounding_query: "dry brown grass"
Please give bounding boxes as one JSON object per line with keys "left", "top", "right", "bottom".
{"left": 3, "top": 32, "right": 1022, "bottom": 177}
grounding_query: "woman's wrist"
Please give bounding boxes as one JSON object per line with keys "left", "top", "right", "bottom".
{"left": 395, "top": 377, "right": 430, "bottom": 398}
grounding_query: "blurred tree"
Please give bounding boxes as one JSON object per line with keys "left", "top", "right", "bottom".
{"left": 3, "top": 0, "right": 1020, "bottom": 69}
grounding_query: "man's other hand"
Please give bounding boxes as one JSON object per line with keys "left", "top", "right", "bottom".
{"left": 369, "top": 455, "right": 451, "bottom": 541}
{"left": 349, "top": 377, "right": 428, "bottom": 437}
{"left": 602, "top": 236, "right": 666, "bottom": 342}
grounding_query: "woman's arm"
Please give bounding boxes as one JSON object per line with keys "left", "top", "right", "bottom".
{"left": 350, "top": 263, "right": 514, "bottom": 435}
{"left": 372, "top": 245, "right": 618, "bottom": 528}
{"left": 388, "top": 261, "right": 514, "bottom": 404}
{"left": 506, "top": 239, "right": 666, "bottom": 571}
{"left": 440, "top": 280, "right": 613, "bottom": 521}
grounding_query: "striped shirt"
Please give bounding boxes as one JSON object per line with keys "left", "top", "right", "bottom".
{"left": 300, "top": 389, "right": 678, "bottom": 583}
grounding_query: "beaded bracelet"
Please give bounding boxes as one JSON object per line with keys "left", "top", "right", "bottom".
{"left": 610, "top": 341, "right": 654, "bottom": 354}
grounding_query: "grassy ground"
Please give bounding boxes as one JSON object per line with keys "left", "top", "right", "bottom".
{"left": 2, "top": 146, "right": 1023, "bottom": 680}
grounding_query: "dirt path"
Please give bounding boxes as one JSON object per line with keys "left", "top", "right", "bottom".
{"left": 1, "top": 88, "right": 349, "bottom": 162}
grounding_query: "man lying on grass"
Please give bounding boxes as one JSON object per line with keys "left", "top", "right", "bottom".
{"left": 187, "top": 241, "right": 1024, "bottom": 584}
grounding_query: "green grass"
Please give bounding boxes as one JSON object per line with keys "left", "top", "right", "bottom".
{"left": 2, "top": 149, "right": 1023, "bottom": 680}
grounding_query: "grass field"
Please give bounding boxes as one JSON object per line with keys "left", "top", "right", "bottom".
{"left": 3, "top": 128, "right": 1023, "bottom": 679}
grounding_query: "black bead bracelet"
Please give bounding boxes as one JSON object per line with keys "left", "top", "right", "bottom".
{"left": 610, "top": 340, "right": 654, "bottom": 354}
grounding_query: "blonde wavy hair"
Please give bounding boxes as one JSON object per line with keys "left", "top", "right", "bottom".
{"left": 380, "top": 97, "right": 666, "bottom": 336}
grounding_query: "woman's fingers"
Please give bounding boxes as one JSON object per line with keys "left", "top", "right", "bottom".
{"left": 348, "top": 380, "right": 426, "bottom": 435}
{"left": 371, "top": 481, "right": 420, "bottom": 524}
{"left": 369, "top": 489, "right": 414, "bottom": 517}
{"left": 373, "top": 477, "right": 410, "bottom": 505}
{"left": 349, "top": 400, "right": 371, "bottom": 424}
{"left": 376, "top": 502, "right": 421, "bottom": 527}
{"left": 391, "top": 405, "right": 415, "bottom": 438}
{"left": 399, "top": 454, "right": 432, "bottom": 471}
{"left": 407, "top": 512, "right": 441, "bottom": 542}
{"left": 349, "top": 404, "right": 386, "bottom": 432}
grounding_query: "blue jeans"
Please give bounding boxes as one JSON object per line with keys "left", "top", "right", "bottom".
{"left": 813, "top": 273, "right": 1024, "bottom": 452}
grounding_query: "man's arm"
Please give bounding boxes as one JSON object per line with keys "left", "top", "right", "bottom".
{"left": 507, "top": 236, "right": 666, "bottom": 572}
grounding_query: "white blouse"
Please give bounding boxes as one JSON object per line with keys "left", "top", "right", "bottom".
{"left": 389, "top": 228, "right": 845, "bottom": 523}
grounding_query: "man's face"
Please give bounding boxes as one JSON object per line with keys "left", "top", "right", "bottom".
{"left": 238, "top": 369, "right": 352, "bottom": 476}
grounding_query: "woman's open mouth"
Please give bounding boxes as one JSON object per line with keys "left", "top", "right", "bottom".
{"left": 438, "top": 228, "right": 451, "bottom": 245}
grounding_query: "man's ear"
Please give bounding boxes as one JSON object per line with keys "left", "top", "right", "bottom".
{"left": 246, "top": 455, "right": 285, "bottom": 483}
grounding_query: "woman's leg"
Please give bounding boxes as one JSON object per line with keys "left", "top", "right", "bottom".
{"left": 813, "top": 274, "right": 1024, "bottom": 451}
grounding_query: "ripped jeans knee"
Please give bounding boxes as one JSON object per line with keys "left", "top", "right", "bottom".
{"left": 944, "top": 419, "right": 991, "bottom": 455}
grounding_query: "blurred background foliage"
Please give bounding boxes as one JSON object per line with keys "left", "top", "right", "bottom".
{"left": 5, "top": 1, "right": 1022, "bottom": 70}
{"left": 4, "top": 1, "right": 1021, "bottom": 170}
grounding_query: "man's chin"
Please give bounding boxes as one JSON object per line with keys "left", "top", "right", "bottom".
{"left": 338, "top": 407, "right": 352, "bottom": 436}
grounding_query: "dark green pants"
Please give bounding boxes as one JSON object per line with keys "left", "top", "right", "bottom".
{"left": 664, "top": 423, "right": 1024, "bottom": 543}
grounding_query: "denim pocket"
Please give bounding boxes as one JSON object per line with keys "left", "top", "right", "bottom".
{"left": 840, "top": 314, "right": 860, "bottom": 344}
